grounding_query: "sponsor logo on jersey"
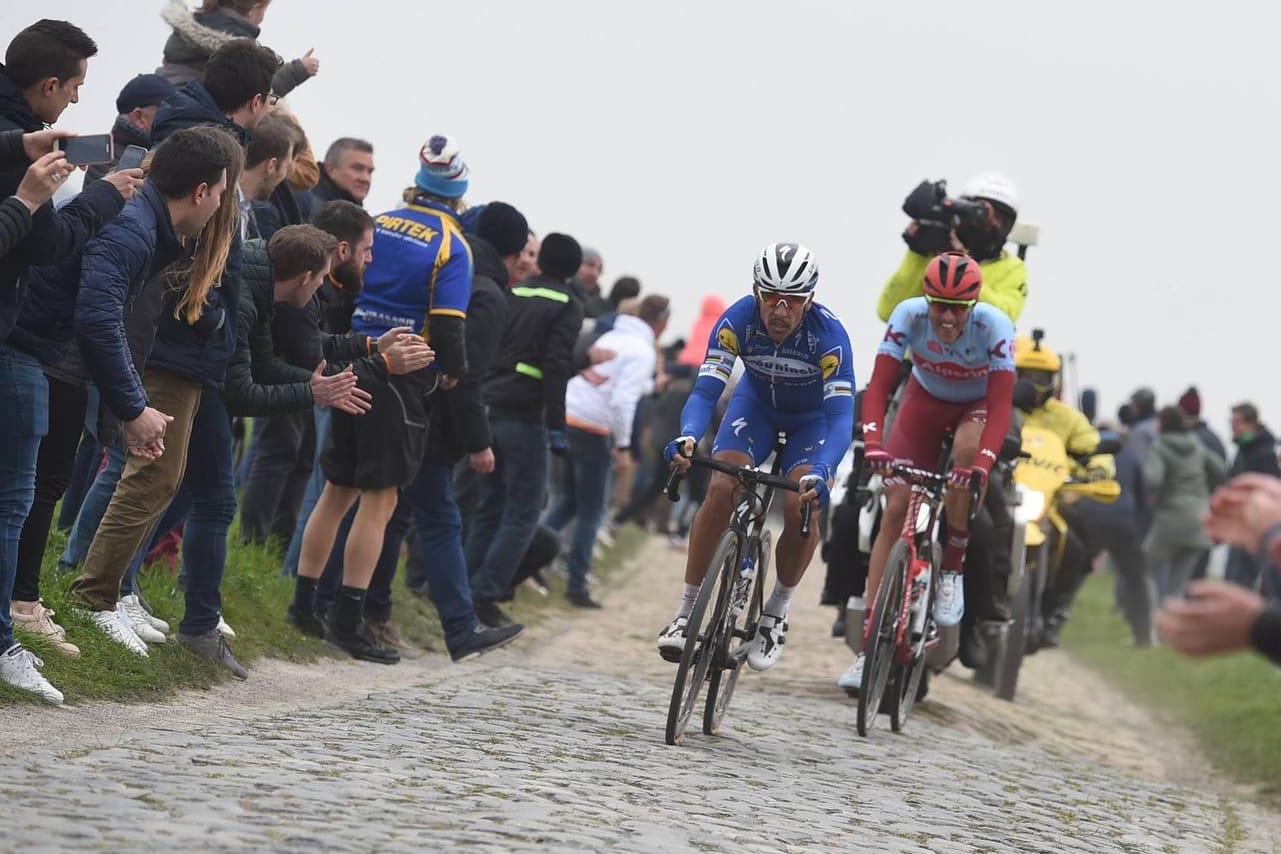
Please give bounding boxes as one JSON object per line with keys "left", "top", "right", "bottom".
{"left": 912, "top": 352, "right": 988, "bottom": 381}
{"left": 716, "top": 320, "right": 739, "bottom": 355}
{"left": 744, "top": 355, "right": 819, "bottom": 379}
{"left": 820, "top": 346, "right": 842, "bottom": 379}
{"left": 988, "top": 339, "right": 1008, "bottom": 359}
{"left": 883, "top": 327, "right": 906, "bottom": 346}
{"left": 927, "top": 340, "right": 943, "bottom": 355}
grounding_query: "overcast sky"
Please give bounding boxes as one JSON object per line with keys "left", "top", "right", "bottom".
{"left": 6, "top": 1, "right": 1273, "bottom": 440}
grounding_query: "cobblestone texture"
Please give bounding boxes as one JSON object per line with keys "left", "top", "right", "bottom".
{"left": 4, "top": 536, "right": 1279, "bottom": 852}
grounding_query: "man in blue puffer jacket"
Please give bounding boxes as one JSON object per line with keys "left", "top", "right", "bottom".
{"left": 68, "top": 41, "right": 279, "bottom": 678}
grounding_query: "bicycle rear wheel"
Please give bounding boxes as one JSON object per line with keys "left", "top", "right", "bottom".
{"left": 665, "top": 530, "right": 738, "bottom": 746}
{"left": 704, "top": 529, "right": 770, "bottom": 735}
{"left": 858, "top": 539, "right": 909, "bottom": 737}
{"left": 891, "top": 544, "right": 939, "bottom": 732}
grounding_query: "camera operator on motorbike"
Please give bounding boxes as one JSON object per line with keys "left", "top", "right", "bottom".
{"left": 658, "top": 243, "right": 855, "bottom": 673}
{"left": 877, "top": 171, "right": 1027, "bottom": 323}
{"left": 1012, "top": 333, "right": 1129, "bottom": 648}
{"left": 838, "top": 252, "right": 1016, "bottom": 691}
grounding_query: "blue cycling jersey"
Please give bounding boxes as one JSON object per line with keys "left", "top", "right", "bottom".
{"left": 680, "top": 294, "right": 855, "bottom": 472}
{"left": 878, "top": 297, "right": 1015, "bottom": 403}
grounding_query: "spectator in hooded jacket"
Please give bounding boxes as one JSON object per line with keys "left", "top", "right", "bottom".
{"left": 84, "top": 74, "right": 177, "bottom": 185}
{"left": 466, "top": 233, "right": 584, "bottom": 628}
{"left": 157, "top": 0, "right": 318, "bottom": 98}
{"left": 1176, "top": 386, "right": 1227, "bottom": 462}
{"left": 1222, "top": 402, "right": 1281, "bottom": 589}
{"left": 1144, "top": 406, "right": 1227, "bottom": 597}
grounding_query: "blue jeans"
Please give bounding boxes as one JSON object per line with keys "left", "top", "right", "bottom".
{"left": 176, "top": 388, "right": 236, "bottom": 636}
{"left": 0, "top": 346, "right": 49, "bottom": 650}
{"left": 404, "top": 460, "right": 477, "bottom": 652}
{"left": 466, "top": 418, "right": 548, "bottom": 602}
{"left": 542, "top": 428, "right": 612, "bottom": 596}
{"left": 282, "top": 406, "right": 331, "bottom": 577}
{"left": 62, "top": 443, "right": 125, "bottom": 569}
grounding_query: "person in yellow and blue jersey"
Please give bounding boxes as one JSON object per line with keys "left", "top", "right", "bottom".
{"left": 288, "top": 134, "right": 472, "bottom": 665}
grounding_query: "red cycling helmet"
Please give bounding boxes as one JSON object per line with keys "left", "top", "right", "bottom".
{"left": 923, "top": 251, "right": 983, "bottom": 302}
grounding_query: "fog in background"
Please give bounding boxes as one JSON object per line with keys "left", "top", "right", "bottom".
{"left": 7, "top": 1, "right": 1275, "bottom": 441}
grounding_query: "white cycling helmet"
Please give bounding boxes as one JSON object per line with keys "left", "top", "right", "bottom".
{"left": 961, "top": 171, "right": 1020, "bottom": 218}
{"left": 753, "top": 242, "right": 819, "bottom": 293}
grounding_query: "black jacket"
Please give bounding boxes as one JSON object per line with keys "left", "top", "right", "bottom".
{"left": 222, "top": 238, "right": 384, "bottom": 416}
{"left": 84, "top": 115, "right": 151, "bottom": 185}
{"left": 484, "top": 273, "right": 583, "bottom": 431}
{"left": 425, "top": 235, "right": 509, "bottom": 465}
{"left": 0, "top": 129, "right": 33, "bottom": 259}
{"left": 1232, "top": 426, "right": 1281, "bottom": 478}
{"left": 308, "top": 168, "right": 358, "bottom": 213}
{"left": 1253, "top": 604, "right": 1281, "bottom": 668}
{"left": 0, "top": 65, "right": 126, "bottom": 345}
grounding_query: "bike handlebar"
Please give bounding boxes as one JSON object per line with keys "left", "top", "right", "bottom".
{"left": 663, "top": 455, "right": 813, "bottom": 537}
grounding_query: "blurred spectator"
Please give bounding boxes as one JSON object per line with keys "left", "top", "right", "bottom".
{"left": 546, "top": 294, "right": 669, "bottom": 609}
{"left": 1229, "top": 402, "right": 1280, "bottom": 478}
{"left": 514, "top": 231, "right": 538, "bottom": 282}
{"left": 467, "top": 233, "right": 584, "bottom": 628}
{"left": 676, "top": 294, "right": 729, "bottom": 373}
{"left": 591, "top": 275, "right": 642, "bottom": 333}
{"left": 1143, "top": 406, "right": 1226, "bottom": 596}
{"left": 250, "top": 109, "right": 308, "bottom": 239}
{"left": 85, "top": 74, "right": 177, "bottom": 184}
{"left": 1158, "top": 473, "right": 1281, "bottom": 666}
{"left": 157, "top": 0, "right": 318, "bottom": 97}
{"left": 1177, "top": 385, "right": 1227, "bottom": 462}
{"left": 312, "top": 138, "right": 374, "bottom": 208}
{"left": 573, "top": 246, "right": 609, "bottom": 317}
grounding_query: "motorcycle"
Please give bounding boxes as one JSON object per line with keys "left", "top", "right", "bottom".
{"left": 989, "top": 424, "right": 1120, "bottom": 701}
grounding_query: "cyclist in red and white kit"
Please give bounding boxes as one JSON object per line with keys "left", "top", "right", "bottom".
{"left": 839, "top": 251, "right": 1015, "bottom": 690}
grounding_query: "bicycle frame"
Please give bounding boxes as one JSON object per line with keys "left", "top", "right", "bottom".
{"left": 882, "top": 465, "right": 948, "bottom": 664}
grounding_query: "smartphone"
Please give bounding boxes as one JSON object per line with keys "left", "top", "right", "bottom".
{"left": 115, "top": 144, "right": 147, "bottom": 172}
{"left": 56, "top": 134, "right": 114, "bottom": 166}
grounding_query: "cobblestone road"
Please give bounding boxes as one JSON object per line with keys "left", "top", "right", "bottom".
{"left": 5, "top": 535, "right": 1279, "bottom": 852}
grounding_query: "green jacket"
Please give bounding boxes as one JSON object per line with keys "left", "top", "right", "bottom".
{"left": 1143, "top": 431, "right": 1226, "bottom": 553}
{"left": 877, "top": 249, "right": 1028, "bottom": 323}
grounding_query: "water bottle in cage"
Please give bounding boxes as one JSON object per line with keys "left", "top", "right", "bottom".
{"left": 731, "top": 553, "right": 755, "bottom": 617}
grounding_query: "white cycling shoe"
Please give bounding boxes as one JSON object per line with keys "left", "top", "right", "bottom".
{"left": 837, "top": 653, "right": 866, "bottom": 693}
{"left": 657, "top": 616, "right": 688, "bottom": 663}
{"left": 747, "top": 613, "right": 788, "bottom": 672}
{"left": 934, "top": 571, "right": 965, "bottom": 628}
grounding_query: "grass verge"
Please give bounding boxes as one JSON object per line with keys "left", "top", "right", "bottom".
{"left": 0, "top": 520, "right": 648, "bottom": 707}
{"left": 1063, "top": 572, "right": 1281, "bottom": 806}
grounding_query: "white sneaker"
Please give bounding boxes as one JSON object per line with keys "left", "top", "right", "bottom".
{"left": 130, "top": 593, "right": 170, "bottom": 634}
{"left": 934, "top": 571, "right": 965, "bottom": 628}
{"left": 747, "top": 613, "right": 788, "bottom": 672}
{"left": 0, "top": 643, "right": 63, "bottom": 704}
{"left": 86, "top": 608, "right": 149, "bottom": 657}
{"left": 596, "top": 524, "right": 617, "bottom": 550}
{"left": 837, "top": 653, "right": 866, "bottom": 693}
{"left": 656, "top": 616, "right": 688, "bottom": 663}
{"left": 119, "top": 597, "right": 166, "bottom": 644}
{"left": 216, "top": 615, "right": 236, "bottom": 639}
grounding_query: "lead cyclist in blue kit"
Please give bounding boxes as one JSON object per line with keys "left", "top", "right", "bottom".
{"left": 658, "top": 243, "right": 856, "bottom": 672}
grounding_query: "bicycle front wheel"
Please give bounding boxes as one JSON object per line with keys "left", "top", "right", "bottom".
{"left": 665, "top": 529, "right": 739, "bottom": 746}
{"left": 704, "top": 528, "right": 770, "bottom": 735}
{"left": 858, "top": 539, "right": 909, "bottom": 737}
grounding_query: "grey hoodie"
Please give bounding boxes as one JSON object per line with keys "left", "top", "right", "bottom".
{"left": 156, "top": 0, "right": 310, "bottom": 97}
